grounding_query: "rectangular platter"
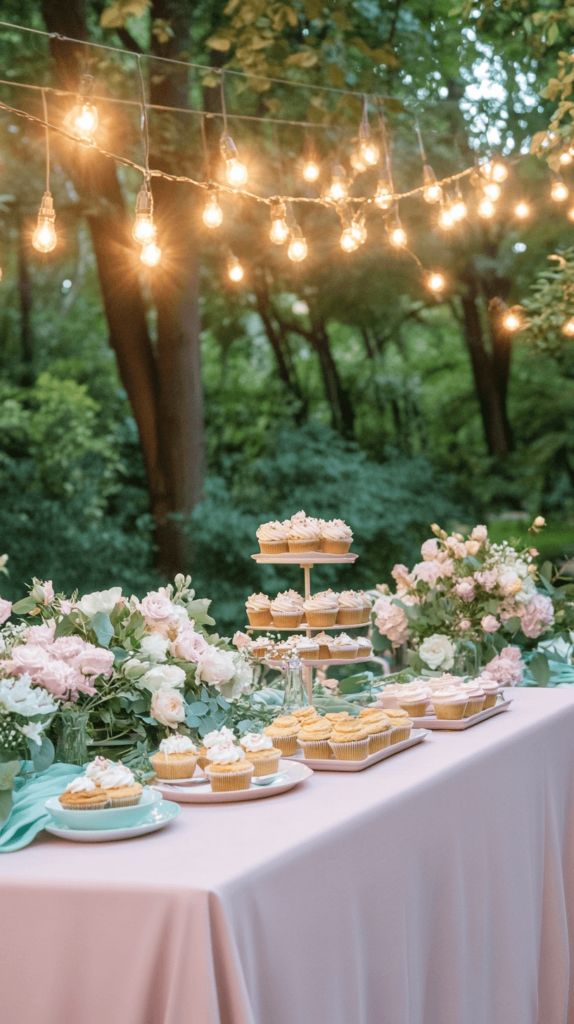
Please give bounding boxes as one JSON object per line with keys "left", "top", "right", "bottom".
{"left": 251, "top": 552, "right": 358, "bottom": 565}
{"left": 245, "top": 621, "right": 371, "bottom": 631}
{"left": 409, "top": 698, "right": 512, "bottom": 731}
{"left": 285, "top": 729, "right": 429, "bottom": 771}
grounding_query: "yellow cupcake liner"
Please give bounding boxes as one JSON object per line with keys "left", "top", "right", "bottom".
{"left": 267, "top": 735, "right": 299, "bottom": 756}
{"left": 328, "top": 646, "right": 358, "bottom": 660}
{"left": 150, "top": 754, "right": 198, "bottom": 779}
{"left": 258, "top": 540, "right": 288, "bottom": 554}
{"left": 367, "top": 731, "right": 392, "bottom": 753}
{"left": 321, "top": 538, "right": 351, "bottom": 554}
{"left": 287, "top": 539, "right": 320, "bottom": 552}
{"left": 328, "top": 739, "right": 370, "bottom": 761}
{"left": 206, "top": 766, "right": 254, "bottom": 792}
{"left": 271, "top": 614, "right": 304, "bottom": 629}
{"left": 389, "top": 725, "right": 412, "bottom": 744}
{"left": 336, "top": 609, "right": 365, "bottom": 625}
{"left": 483, "top": 693, "right": 498, "bottom": 709}
{"left": 58, "top": 798, "right": 111, "bottom": 810}
{"left": 246, "top": 752, "right": 282, "bottom": 777}
{"left": 298, "top": 739, "right": 332, "bottom": 759}
{"left": 398, "top": 700, "right": 429, "bottom": 718}
{"left": 108, "top": 793, "right": 142, "bottom": 808}
{"left": 432, "top": 702, "right": 467, "bottom": 720}
{"left": 305, "top": 611, "right": 339, "bottom": 627}
{"left": 463, "top": 698, "right": 486, "bottom": 717}
{"left": 247, "top": 610, "right": 273, "bottom": 627}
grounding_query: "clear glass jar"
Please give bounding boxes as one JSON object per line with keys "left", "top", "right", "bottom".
{"left": 56, "top": 708, "right": 90, "bottom": 766}
{"left": 283, "top": 655, "right": 308, "bottom": 712}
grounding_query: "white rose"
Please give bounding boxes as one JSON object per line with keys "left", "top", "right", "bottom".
{"left": 150, "top": 687, "right": 185, "bottom": 727}
{"left": 123, "top": 657, "right": 149, "bottom": 680}
{"left": 140, "top": 664, "right": 187, "bottom": 693}
{"left": 419, "top": 634, "right": 455, "bottom": 670}
{"left": 197, "top": 647, "right": 237, "bottom": 687}
{"left": 139, "top": 633, "right": 170, "bottom": 663}
{"left": 78, "top": 587, "right": 123, "bottom": 617}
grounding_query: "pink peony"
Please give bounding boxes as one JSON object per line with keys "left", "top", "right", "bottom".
{"left": 459, "top": 619, "right": 471, "bottom": 632}
{"left": 421, "top": 539, "right": 439, "bottom": 561}
{"left": 413, "top": 558, "right": 454, "bottom": 584}
{"left": 6, "top": 644, "right": 51, "bottom": 677}
{"left": 520, "top": 594, "right": 554, "bottom": 639}
{"left": 35, "top": 660, "right": 95, "bottom": 698}
{"left": 26, "top": 622, "right": 55, "bottom": 648}
{"left": 51, "top": 636, "right": 92, "bottom": 663}
{"left": 78, "top": 647, "right": 115, "bottom": 678}
{"left": 232, "top": 631, "right": 252, "bottom": 649}
{"left": 471, "top": 525, "right": 488, "bottom": 543}
{"left": 481, "top": 615, "right": 500, "bottom": 633}
{"left": 0, "top": 597, "right": 12, "bottom": 625}
{"left": 374, "top": 597, "right": 409, "bottom": 648}
{"left": 482, "top": 646, "right": 524, "bottom": 686}
{"left": 391, "top": 564, "right": 413, "bottom": 591}
{"left": 474, "top": 569, "right": 498, "bottom": 592}
{"left": 454, "top": 579, "right": 475, "bottom": 602}
{"left": 170, "top": 626, "right": 210, "bottom": 663}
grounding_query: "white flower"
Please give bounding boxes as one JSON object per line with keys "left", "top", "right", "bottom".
{"left": 140, "top": 664, "right": 187, "bottom": 693}
{"left": 139, "top": 633, "right": 170, "bottom": 663}
{"left": 419, "top": 634, "right": 455, "bottom": 671}
{"left": 197, "top": 647, "right": 237, "bottom": 687}
{"left": 0, "top": 673, "right": 57, "bottom": 716}
{"left": 150, "top": 687, "right": 186, "bottom": 727}
{"left": 231, "top": 653, "right": 254, "bottom": 694}
{"left": 77, "top": 587, "right": 123, "bottom": 617}
{"left": 123, "top": 658, "right": 149, "bottom": 680}
{"left": 17, "top": 721, "right": 45, "bottom": 746}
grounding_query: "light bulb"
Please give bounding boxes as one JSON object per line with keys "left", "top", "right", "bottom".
{"left": 477, "top": 197, "right": 495, "bottom": 219}
{"left": 65, "top": 99, "right": 99, "bottom": 140}
{"left": 483, "top": 182, "right": 501, "bottom": 201}
{"left": 568, "top": 206, "right": 574, "bottom": 223}
{"left": 132, "top": 186, "right": 156, "bottom": 243}
{"left": 438, "top": 206, "right": 455, "bottom": 230}
{"left": 503, "top": 308, "right": 523, "bottom": 331}
{"left": 427, "top": 272, "right": 445, "bottom": 293}
{"left": 203, "top": 192, "right": 223, "bottom": 228}
{"left": 32, "top": 192, "right": 57, "bottom": 253}
{"left": 560, "top": 150, "right": 573, "bottom": 166}
{"left": 140, "top": 241, "right": 161, "bottom": 267}
{"left": 327, "top": 165, "right": 348, "bottom": 202}
{"left": 287, "top": 227, "right": 308, "bottom": 262}
{"left": 451, "top": 199, "right": 467, "bottom": 222}
{"left": 350, "top": 218, "right": 367, "bottom": 244}
{"left": 269, "top": 202, "right": 289, "bottom": 245}
{"left": 423, "top": 165, "right": 442, "bottom": 204}
{"left": 491, "top": 161, "right": 508, "bottom": 183}
{"left": 350, "top": 150, "right": 367, "bottom": 173}
{"left": 374, "top": 180, "right": 393, "bottom": 210}
{"left": 302, "top": 160, "right": 320, "bottom": 183}
{"left": 551, "top": 180, "right": 569, "bottom": 202}
{"left": 563, "top": 317, "right": 574, "bottom": 337}
{"left": 361, "top": 140, "right": 379, "bottom": 166}
{"left": 340, "top": 228, "right": 359, "bottom": 252}
{"left": 227, "top": 254, "right": 244, "bottom": 282}
{"left": 515, "top": 201, "right": 530, "bottom": 219}
{"left": 226, "top": 157, "right": 248, "bottom": 188}
{"left": 390, "top": 226, "right": 407, "bottom": 248}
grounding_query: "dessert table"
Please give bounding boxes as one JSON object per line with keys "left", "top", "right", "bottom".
{"left": 2, "top": 687, "right": 574, "bottom": 1024}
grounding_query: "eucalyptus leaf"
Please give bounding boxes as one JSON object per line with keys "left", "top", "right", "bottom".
{"left": 54, "top": 613, "right": 78, "bottom": 639}
{"left": 0, "top": 789, "right": 13, "bottom": 825}
{"left": 0, "top": 760, "right": 20, "bottom": 791}
{"left": 91, "top": 611, "right": 114, "bottom": 647}
{"left": 529, "top": 652, "right": 551, "bottom": 687}
{"left": 11, "top": 596, "right": 38, "bottom": 615}
{"left": 30, "top": 736, "right": 54, "bottom": 773}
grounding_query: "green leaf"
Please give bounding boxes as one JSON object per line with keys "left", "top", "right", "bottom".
{"left": 186, "top": 715, "right": 201, "bottom": 728}
{"left": 186, "top": 700, "right": 208, "bottom": 716}
{"left": 529, "top": 652, "right": 551, "bottom": 687}
{"left": 11, "top": 596, "right": 38, "bottom": 614}
{"left": 0, "top": 760, "right": 20, "bottom": 791}
{"left": 54, "top": 613, "right": 78, "bottom": 639}
{"left": 547, "top": 22, "right": 559, "bottom": 46}
{"left": 31, "top": 736, "right": 54, "bottom": 773}
{"left": 111, "top": 646, "right": 130, "bottom": 662}
{"left": 541, "top": 561, "right": 554, "bottom": 582}
{"left": 505, "top": 616, "right": 522, "bottom": 634}
{"left": 0, "top": 789, "right": 13, "bottom": 825}
{"left": 91, "top": 611, "right": 114, "bottom": 647}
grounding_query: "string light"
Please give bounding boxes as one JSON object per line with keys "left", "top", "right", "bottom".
{"left": 269, "top": 201, "right": 289, "bottom": 244}
{"left": 350, "top": 216, "right": 367, "bottom": 245}
{"left": 477, "top": 196, "right": 495, "bottom": 219}
{"left": 423, "top": 165, "right": 443, "bottom": 204}
{"left": 220, "top": 132, "right": 248, "bottom": 188}
{"left": 327, "top": 164, "right": 348, "bottom": 202}
{"left": 340, "top": 227, "right": 359, "bottom": 252}
{"left": 302, "top": 159, "right": 320, "bottom": 183}
{"left": 203, "top": 189, "right": 223, "bottom": 228}
{"left": 388, "top": 206, "right": 407, "bottom": 248}
{"left": 374, "top": 178, "right": 393, "bottom": 210}
{"left": 140, "top": 240, "right": 161, "bottom": 266}
{"left": 483, "top": 181, "right": 501, "bottom": 201}
{"left": 438, "top": 202, "right": 455, "bottom": 230}
{"left": 560, "top": 150, "right": 573, "bottom": 166}
{"left": 350, "top": 149, "right": 367, "bottom": 173}
{"left": 132, "top": 184, "right": 156, "bottom": 243}
{"left": 356, "top": 100, "right": 379, "bottom": 168}
{"left": 32, "top": 89, "right": 57, "bottom": 254}
{"left": 568, "top": 206, "right": 574, "bottom": 223}
{"left": 227, "top": 253, "right": 244, "bottom": 282}
{"left": 551, "top": 178, "right": 569, "bottom": 202}
{"left": 515, "top": 201, "right": 530, "bottom": 219}
{"left": 67, "top": 99, "right": 98, "bottom": 139}
{"left": 562, "top": 317, "right": 574, "bottom": 337}
{"left": 490, "top": 160, "right": 508, "bottom": 183}
{"left": 426, "top": 271, "right": 445, "bottom": 293}
{"left": 451, "top": 197, "right": 467, "bottom": 222}
{"left": 287, "top": 225, "right": 308, "bottom": 262}
{"left": 502, "top": 306, "right": 524, "bottom": 332}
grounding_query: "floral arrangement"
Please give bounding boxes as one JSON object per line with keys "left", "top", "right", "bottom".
{"left": 372, "top": 519, "right": 557, "bottom": 674}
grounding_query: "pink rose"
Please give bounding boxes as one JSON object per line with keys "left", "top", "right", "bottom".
{"left": 481, "top": 615, "right": 500, "bottom": 633}
{"left": 232, "top": 631, "right": 252, "bottom": 649}
{"left": 79, "top": 647, "right": 114, "bottom": 678}
{"left": 374, "top": 597, "right": 409, "bottom": 648}
{"left": 51, "top": 636, "right": 92, "bottom": 664}
{"left": 391, "top": 564, "right": 413, "bottom": 591}
{"left": 26, "top": 622, "right": 55, "bottom": 648}
{"left": 474, "top": 569, "right": 498, "bottom": 592}
{"left": 459, "top": 619, "right": 471, "bottom": 632}
{"left": 520, "top": 594, "right": 554, "bottom": 639}
{"left": 413, "top": 560, "right": 444, "bottom": 585}
{"left": 36, "top": 661, "right": 95, "bottom": 698}
{"left": 421, "top": 539, "right": 439, "bottom": 561}
{"left": 59, "top": 600, "right": 74, "bottom": 615}
{"left": 6, "top": 644, "right": 51, "bottom": 678}
{"left": 445, "top": 536, "right": 467, "bottom": 559}
{"left": 0, "top": 597, "right": 11, "bottom": 625}
{"left": 141, "top": 591, "right": 176, "bottom": 626}
{"left": 44, "top": 581, "right": 54, "bottom": 604}
{"left": 454, "top": 579, "right": 475, "bottom": 602}
{"left": 471, "top": 525, "right": 488, "bottom": 543}
{"left": 170, "top": 627, "right": 210, "bottom": 663}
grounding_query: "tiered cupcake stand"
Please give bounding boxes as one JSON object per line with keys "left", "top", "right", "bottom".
{"left": 248, "top": 550, "right": 373, "bottom": 704}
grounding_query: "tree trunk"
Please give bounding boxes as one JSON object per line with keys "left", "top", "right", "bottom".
{"left": 17, "top": 218, "right": 33, "bottom": 383}
{"left": 308, "top": 320, "right": 355, "bottom": 437}
{"left": 460, "top": 287, "right": 512, "bottom": 456}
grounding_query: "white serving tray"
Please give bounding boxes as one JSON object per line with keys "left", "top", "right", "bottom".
{"left": 251, "top": 552, "right": 358, "bottom": 565}
{"left": 155, "top": 758, "right": 313, "bottom": 803}
{"left": 45, "top": 801, "right": 181, "bottom": 842}
{"left": 409, "top": 698, "right": 512, "bottom": 730}
{"left": 246, "top": 621, "right": 371, "bottom": 631}
{"left": 286, "top": 729, "right": 429, "bottom": 771}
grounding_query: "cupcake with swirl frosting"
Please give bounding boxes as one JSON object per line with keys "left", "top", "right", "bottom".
{"left": 150, "top": 734, "right": 198, "bottom": 779}
{"left": 298, "top": 717, "right": 332, "bottom": 759}
{"left": 205, "top": 743, "right": 254, "bottom": 792}
{"left": 58, "top": 776, "right": 112, "bottom": 810}
{"left": 358, "top": 708, "right": 393, "bottom": 752}
{"left": 303, "top": 589, "right": 339, "bottom": 627}
{"left": 328, "top": 632, "right": 359, "bottom": 660}
{"left": 98, "top": 762, "right": 143, "bottom": 807}
{"left": 246, "top": 592, "right": 272, "bottom": 627}
{"left": 263, "top": 714, "right": 301, "bottom": 755}
{"left": 270, "top": 589, "right": 304, "bottom": 628}
{"left": 337, "top": 590, "right": 365, "bottom": 626}
{"left": 256, "top": 520, "right": 288, "bottom": 555}
{"left": 320, "top": 518, "right": 353, "bottom": 554}
{"left": 286, "top": 511, "right": 321, "bottom": 553}
{"left": 239, "top": 732, "right": 282, "bottom": 776}
{"left": 328, "top": 718, "right": 369, "bottom": 760}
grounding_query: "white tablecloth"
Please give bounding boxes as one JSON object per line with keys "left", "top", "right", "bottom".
{"left": 2, "top": 687, "right": 574, "bottom": 1024}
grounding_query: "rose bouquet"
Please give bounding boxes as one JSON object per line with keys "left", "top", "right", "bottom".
{"left": 372, "top": 519, "right": 556, "bottom": 676}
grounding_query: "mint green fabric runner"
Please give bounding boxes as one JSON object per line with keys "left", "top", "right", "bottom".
{"left": 0, "top": 763, "right": 80, "bottom": 853}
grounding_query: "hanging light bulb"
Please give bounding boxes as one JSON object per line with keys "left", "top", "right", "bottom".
{"left": 568, "top": 205, "right": 574, "bottom": 223}
{"left": 227, "top": 254, "right": 244, "bottom": 282}
{"left": 269, "top": 201, "right": 289, "bottom": 245}
{"left": 287, "top": 225, "right": 308, "bottom": 262}
{"left": 140, "top": 241, "right": 161, "bottom": 267}
{"left": 490, "top": 160, "right": 508, "bottom": 183}
{"left": 483, "top": 181, "right": 501, "bottom": 201}
{"left": 515, "top": 201, "right": 530, "bottom": 219}
{"left": 477, "top": 196, "right": 496, "bottom": 219}
{"left": 374, "top": 178, "right": 393, "bottom": 211}
{"left": 426, "top": 271, "right": 445, "bottom": 294}
{"left": 438, "top": 203, "right": 455, "bottom": 230}
{"left": 302, "top": 159, "right": 320, "bottom": 183}
{"left": 32, "top": 191, "right": 57, "bottom": 253}
{"left": 560, "top": 150, "right": 573, "bottom": 166}
{"left": 422, "top": 165, "right": 443, "bottom": 204}
{"left": 202, "top": 189, "right": 223, "bottom": 228}
{"left": 387, "top": 206, "right": 407, "bottom": 248}
{"left": 327, "top": 164, "right": 348, "bottom": 202}
{"left": 563, "top": 317, "right": 574, "bottom": 337}
{"left": 361, "top": 139, "right": 379, "bottom": 166}
{"left": 350, "top": 217, "right": 367, "bottom": 245}
{"left": 340, "top": 227, "right": 359, "bottom": 252}
{"left": 551, "top": 178, "right": 569, "bottom": 202}
{"left": 502, "top": 306, "right": 524, "bottom": 332}
{"left": 70, "top": 100, "right": 98, "bottom": 139}
{"left": 350, "top": 149, "right": 368, "bottom": 173}
{"left": 450, "top": 197, "right": 467, "bottom": 222}
{"left": 220, "top": 133, "right": 248, "bottom": 188}
{"left": 132, "top": 185, "right": 156, "bottom": 244}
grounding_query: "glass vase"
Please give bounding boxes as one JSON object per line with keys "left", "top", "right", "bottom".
{"left": 56, "top": 708, "right": 90, "bottom": 766}
{"left": 283, "top": 655, "right": 308, "bottom": 712}
{"left": 452, "top": 640, "right": 480, "bottom": 679}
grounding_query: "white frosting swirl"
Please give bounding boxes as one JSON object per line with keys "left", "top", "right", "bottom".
{"left": 98, "top": 763, "right": 135, "bottom": 790}
{"left": 159, "top": 734, "right": 197, "bottom": 755}
{"left": 206, "top": 742, "right": 244, "bottom": 765}
{"left": 329, "top": 633, "right": 356, "bottom": 649}
{"left": 304, "top": 590, "right": 339, "bottom": 612}
{"left": 246, "top": 593, "right": 271, "bottom": 612}
{"left": 320, "top": 519, "right": 353, "bottom": 542}
{"left": 203, "top": 726, "right": 235, "bottom": 749}
{"left": 256, "top": 521, "right": 287, "bottom": 542}
{"left": 432, "top": 687, "right": 466, "bottom": 704}
{"left": 337, "top": 590, "right": 364, "bottom": 610}
{"left": 271, "top": 590, "right": 304, "bottom": 615}
{"left": 286, "top": 514, "right": 320, "bottom": 541}
{"left": 65, "top": 775, "right": 97, "bottom": 794}
{"left": 400, "top": 685, "right": 430, "bottom": 702}
{"left": 240, "top": 732, "right": 274, "bottom": 752}
{"left": 85, "top": 756, "right": 110, "bottom": 782}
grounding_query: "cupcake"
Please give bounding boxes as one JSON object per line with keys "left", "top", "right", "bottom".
{"left": 356, "top": 637, "right": 373, "bottom": 659}
{"left": 84, "top": 756, "right": 111, "bottom": 783}
{"left": 239, "top": 733, "right": 282, "bottom": 776}
{"left": 97, "top": 762, "right": 143, "bottom": 807}
{"left": 384, "top": 708, "right": 413, "bottom": 743}
{"left": 328, "top": 718, "right": 370, "bottom": 760}
{"left": 303, "top": 590, "right": 339, "bottom": 627}
{"left": 264, "top": 715, "right": 301, "bottom": 755}
{"left": 431, "top": 687, "right": 468, "bottom": 721}
{"left": 246, "top": 593, "right": 273, "bottom": 627}
{"left": 397, "top": 684, "right": 431, "bottom": 719}
{"left": 251, "top": 636, "right": 274, "bottom": 659}
{"left": 324, "top": 711, "right": 351, "bottom": 724}
{"left": 291, "top": 706, "right": 321, "bottom": 723}
{"left": 150, "top": 734, "right": 198, "bottom": 779}
{"left": 270, "top": 590, "right": 304, "bottom": 628}
{"left": 458, "top": 681, "right": 486, "bottom": 717}
{"left": 197, "top": 726, "right": 236, "bottom": 769}
{"left": 358, "top": 708, "right": 393, "bottom": 752}
{"left": 298, "top": 717, "right": 332, "bottom": 759}
{"left": 58, "top": 775, "right": 111, "bottom": 810}
{"left": 256, "top": 520, "right": 288, "bottom": 555}
{"left": 205, "top": 743, "right": 254, "bottom": 792}
{"left": 313, "top": 632, "right": 332, "bottom": 660}
{"left": 336, "top": 591, "right": 365, "bottom": 626}
{"left": 320, "top": 519, "right": 353, "bottom": 555}
{"left": 295, "top": 638, "right": 320, "bottom": 660}
{"left": 328, "top": 633, "right": 359, "bottom": 660}
{"left": 360, "top": 591, "right": 373, "bottom": 617}
{"left": 286, "top": 511, "right": 321, "bottom": 553}
{"left": 479, "top": 676, "right": 502, "bottom": 709}
{"left": 426, "top": 672, "right": 464, "bottom": 693}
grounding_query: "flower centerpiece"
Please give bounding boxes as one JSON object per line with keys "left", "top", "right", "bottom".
{"left": 372, "top": 519, "right": 555, "bottom": 676}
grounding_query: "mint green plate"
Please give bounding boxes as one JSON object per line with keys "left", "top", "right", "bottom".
{"left": 45, "top": 786, "right": 161, "bottom": 830}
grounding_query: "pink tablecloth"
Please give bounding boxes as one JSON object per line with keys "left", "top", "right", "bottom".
{"left": 2, "top": 687, "right": 574, "bottom": 1024}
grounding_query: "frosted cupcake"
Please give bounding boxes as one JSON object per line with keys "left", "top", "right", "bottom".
{"left": 197, "top": 726, "right": 236, "bottom": 769}
{"left": 479, "top": 676, "right": 502, "bottom": 709}
{"left": 356, "top": 637, "right": 373, "bottom": 659}
{"left": 303, "top": 589, "right": 339, "bottom": 627}
{"left": 298, "top": 718, "right": 332, "bottom": 759}
{"left": 312, "top": 632, "right": 332, "bottom": 660}
{"left": 59, "top": 775, "right": 111, "bottom": 810}
{"left": 337, "top": 591, "right": 365, "bottom": 626}
{"left": 150, "top": 734, "right": 198, "bottom": 779}
{"left": 320, "top": 519, "right": 353, "bottom": 555}
{"left": 246, "top": 592, "right": 272, "bottom": 627}
{"left": 205, "top": 743, "right": 254, "bottom": 792}
{"left": 85, "top": 756, "right": 111, "bottom": 783}
{"left": 239, "top": 733, "right": 282, "bottom": 777}
{"left": 98, "top": 762, "right": 143, "bottom": 807}
{"left": 384, "top": 708, "right": 413, "bottom": 743}
{"left": 295, "top": 639, "right": 320, "bottom": 660}
{"left": 291, "top": 706, "right": 321, "bottom": 723}
{"left": 286, "top": 511, "right": 321, "bottom": 553}
{"left": 328, "top": 718, "right": 370, "bottom": 760}
{"left": 431, "top": 687, "right": 468, "bottom": 721}
{"left": 256, "top": 520, "right": 288, "bottom": 555}
{"left": 324, "top": 711, "right": 351, "bottom": 725}
{"left": 397, "top": 684, "right": 431, "bottom": 718}
{"left": 264, "top": 715, "right": 301, "bottom": 755}
{"left": 270, "top": 590, "right": 304, "bottom": 628}
{"left": 358, "top": 708, "right": 393, "bottom": 752}
{"left": 251, "top": 636, "right": 274, "bottom": 659}
{"left": 458, "top": 681, "right": 486, "bottom": 717}
{"left": 328, "top": 633, "right": 359, "bottom": 660}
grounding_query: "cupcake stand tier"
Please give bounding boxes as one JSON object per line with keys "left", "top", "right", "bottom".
{"left": 249, "top": 550, "right": 372, "bottom": 703}
{"left": 408, "top": 698, "right": 512, "bottom": 730}
{"left": 245, "top": 622, "right": 371, "bottom": 632}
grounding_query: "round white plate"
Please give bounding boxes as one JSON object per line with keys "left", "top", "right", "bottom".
{"left": 45, "top": 800, "right": 181, "bottom": 842}
{"left": 155, "top": 758, "right": 313, "bottom": 803}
